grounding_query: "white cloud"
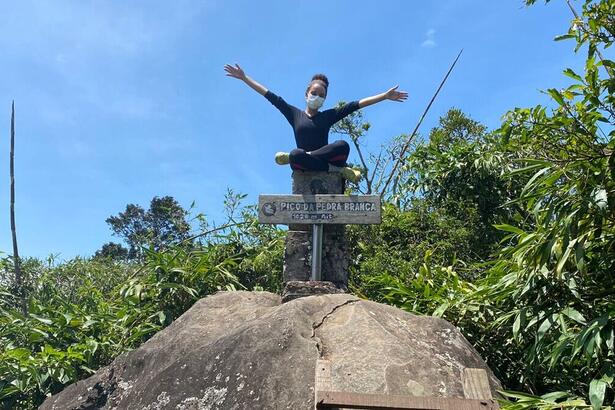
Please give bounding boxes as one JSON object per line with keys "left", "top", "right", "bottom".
{"left": 421, "top": 28, "right": 437, "bottom": 48}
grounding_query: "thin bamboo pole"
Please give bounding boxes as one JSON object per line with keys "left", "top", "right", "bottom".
{"left": 381, "top": 50, "right": 463, "bottom": 196}
{"left": 10, "top": 101, "right": 26, "bottom": 315}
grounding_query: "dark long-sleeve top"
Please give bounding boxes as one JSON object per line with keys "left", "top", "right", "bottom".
{"left": 264, "top": 90, "right": 361, "bottom": 152}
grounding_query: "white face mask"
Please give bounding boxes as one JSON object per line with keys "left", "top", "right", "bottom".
{"left": 307, "top": 94, "right": 325, "bottom": 110}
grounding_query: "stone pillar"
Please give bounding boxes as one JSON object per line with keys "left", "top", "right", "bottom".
{"left": 282, "top": 172, "right": 349, "bottom": 301}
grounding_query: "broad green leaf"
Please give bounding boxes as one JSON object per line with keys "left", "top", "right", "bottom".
{"left": 547, "top": 88, "right": 565, "bottom": 106}
{"left": 589, "top": 379, "right": 606, "bottom": 410}
{"left": 30, "top": 314, "right": 52, "bottom": 325}
{"left": 541, "top": 391, "right": 571, "bottom": 402}
{"left": 562, "top": 68, "right": 583, "bottom": 82}
{"left": 561, "top": 307, "right": 586, "bottom": 325}
{"left": 82, "top": 319, "right": 98, "bottom": 328}
{"left": 494, "top": 224, "right": 526, "bottom": 236}
{"left": 521, "top": 167, "right": 550, "bottom": 198}
{"left": 555, "top": 238, "right": 578, "bottom": 278}
{"left": 537, "top": 315, "right": 555, "bottom": 343}
{"left": 508, "top": 162, "right": 548, "bottom": 176}
{"left": 513, "top": 312, "right": 522, "bottom": 340}
{"left": 554, "top": 34, "right": 576, "bottom": 41}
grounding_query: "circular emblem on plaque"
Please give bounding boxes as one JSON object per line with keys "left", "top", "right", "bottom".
{"left": 261, "top": 202, "right": 276, "bottom": 216}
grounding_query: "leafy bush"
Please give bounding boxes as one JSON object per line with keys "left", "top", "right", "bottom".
{"left": 0, "top": 202, "right": 284, "bottom": 409}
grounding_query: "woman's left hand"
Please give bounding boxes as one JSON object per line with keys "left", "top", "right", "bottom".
{"left": 384, "top": 85, "right": 408, "bottom": 102}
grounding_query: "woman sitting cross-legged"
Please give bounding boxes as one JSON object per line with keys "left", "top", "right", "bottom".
{"left": 224, "top": 63, "right": 408, "bottom": 183}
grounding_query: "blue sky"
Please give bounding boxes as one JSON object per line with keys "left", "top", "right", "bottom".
{"left": 0, "top": 1, "right": 584, "bottom": 259}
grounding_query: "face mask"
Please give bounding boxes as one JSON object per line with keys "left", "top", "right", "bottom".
{"left": 307, "top": 94, "right": 325, "bottom": 110}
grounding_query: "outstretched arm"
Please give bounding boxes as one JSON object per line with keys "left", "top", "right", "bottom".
{"left": 224, "top": 63, "right": 268, "bottom": 96}
{"left": 358, "top": 85, "right": 408, "bottom": 108}
{"left": 226, "top": 63, "right": 296, "bottom": 124}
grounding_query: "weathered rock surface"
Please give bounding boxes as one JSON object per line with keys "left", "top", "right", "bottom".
{"left": 41, "top": 291, "right": 500, "bottom": 410}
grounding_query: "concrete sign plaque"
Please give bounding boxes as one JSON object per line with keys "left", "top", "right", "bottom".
{"left": 258, "top": 194, "right": 381, "bottom": 225}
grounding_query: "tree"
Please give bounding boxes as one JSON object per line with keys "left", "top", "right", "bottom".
{"left": 400, "top": 109, "right": 524, "bottom": 257}
{"left": 477, "top": 0, "right": 615, "bottom": 406}
{"left": 93, "top": 242, "right": 129, "bottom": 261}
{"left": 104, "top": 196, "right": 191, "bottom": 260}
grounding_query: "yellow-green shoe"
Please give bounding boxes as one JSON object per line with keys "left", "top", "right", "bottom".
{"left": 275, "top": 152, "right": 290, "bottom": 165}
{"left": 340, "top": 167, "right": 362, "bottom": 183}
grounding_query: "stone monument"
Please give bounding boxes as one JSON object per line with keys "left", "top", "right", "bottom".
{"left": 258, "top": 171, "right": 381, "bottom": 301}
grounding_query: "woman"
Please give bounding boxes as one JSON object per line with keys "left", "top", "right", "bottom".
{"left": 224, "top": 63, "right": 408, "bottom": 183}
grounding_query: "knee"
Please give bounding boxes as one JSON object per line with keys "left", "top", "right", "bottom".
{"left": 289, "top": 148, "right": 306, "bottom": 161}
{"left": 333, "top": 140, "right": 350, "bottom": 155}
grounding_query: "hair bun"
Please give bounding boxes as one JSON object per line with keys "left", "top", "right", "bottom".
{"left": 311, "top": 74, "right": 329, "bottom": 88}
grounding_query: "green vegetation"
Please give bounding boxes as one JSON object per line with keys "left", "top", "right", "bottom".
{"left": 349, "top": 0, "right": 614, "bottom": 407}
{"left": 0, "top": 197, "right": 284, "bottom": 408}
{"left": 98, "top": 195, "right": 193, "bottom": 261}
{"left": 1, "top": 0, "right": 612, "bottom": 408}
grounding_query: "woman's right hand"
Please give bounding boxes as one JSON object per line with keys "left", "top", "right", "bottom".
{"left": 224, "top": 63, "right": 268, "bottom": 96}
{"left": 224, "top": 63, "right": 246, "bottom": 80}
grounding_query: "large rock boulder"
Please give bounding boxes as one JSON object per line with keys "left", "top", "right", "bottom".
{"left": 41, "top": 291, "right": 500, "bottom": 410}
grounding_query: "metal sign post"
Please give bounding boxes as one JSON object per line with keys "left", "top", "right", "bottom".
{"left": 311, "top": 224, "right": 323, "bottom": 281}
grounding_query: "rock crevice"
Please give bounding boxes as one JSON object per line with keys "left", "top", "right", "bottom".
{"left": 310, "top": 297, "right": 359, "bottom": 358}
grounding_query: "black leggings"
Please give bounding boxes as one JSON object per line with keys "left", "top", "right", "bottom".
{"left": 289, "top": 140, "right": 350, "bottom": 171}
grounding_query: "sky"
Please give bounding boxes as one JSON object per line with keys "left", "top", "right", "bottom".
{"left": 0, "top": 0, "right": 587, "bottom": 260}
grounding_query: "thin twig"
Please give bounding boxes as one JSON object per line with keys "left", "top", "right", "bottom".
{"left": 369, "top": 147, "right": 384, "bottom": 188}
{"left": 565, "top": 0, "right": 614, "bottom": 79}
{"left": 350, "top": 136, "right": 371, "bottom": 193}
{"left": 374, "top": 154, "right": 394, "bottom": 193}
